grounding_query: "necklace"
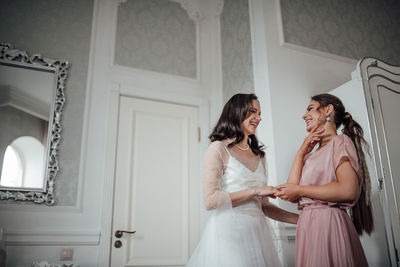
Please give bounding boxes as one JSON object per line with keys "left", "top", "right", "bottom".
{"left": 235, "top": 143, "right": 249, "bottom": 151}
{"left": 227, "top": 138, "right": 250, "bottom": 151}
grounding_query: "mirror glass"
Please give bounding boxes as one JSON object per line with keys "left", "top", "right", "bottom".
{"left": 0, "top": 62, "right": 55, "bottom": 190}
{"left": 0, "top": 44, "right": 68, "bottom": 205}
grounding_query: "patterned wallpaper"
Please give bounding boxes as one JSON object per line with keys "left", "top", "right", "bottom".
{"left": 115, "top": 0, "right": 197, "bottom": 78}
{"left": 280, "top": 0, "right": 400, "bottom": 65}
{"left": 221, "top": 0, "right": 255, "bottom": 102}
{"left": 0, "top": 0, "right": 94, "bottom": 205}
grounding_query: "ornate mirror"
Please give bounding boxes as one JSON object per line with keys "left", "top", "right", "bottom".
{"left": 0, "top": 44, "right": 68, "bottom": 205}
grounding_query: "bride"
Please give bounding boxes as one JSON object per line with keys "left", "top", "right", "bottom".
{"left": 186, "top": 93, "right": 298, "bottom": 267}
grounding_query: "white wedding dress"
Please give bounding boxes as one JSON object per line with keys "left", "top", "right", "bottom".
{"left": 186, "top": 141, "right": 280, "bottom": 267}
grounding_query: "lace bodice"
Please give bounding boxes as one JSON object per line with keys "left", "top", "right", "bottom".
{"left": 203, "top": 141, "right": 267, "bottom": 211}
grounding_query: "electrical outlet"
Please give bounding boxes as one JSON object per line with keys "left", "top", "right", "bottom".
{"left": 60, "top": 248, "right": 74, "bottom": 261}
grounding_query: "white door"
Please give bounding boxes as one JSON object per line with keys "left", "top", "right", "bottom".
{"left": 111, "top": 96, "right": 200, "bottom": 267}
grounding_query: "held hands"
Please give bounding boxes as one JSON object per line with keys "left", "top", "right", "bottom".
{"left": 254, "top": 186, "right": 277, "bottom": 198}
{"left": 256, "top": 184, "right": 302, "bottom": 203}
{"left": 274, "top": 184, "right": 302, "bottom": 203}
{"left": 299, "top": 125, "right": 325, "bottom": 155}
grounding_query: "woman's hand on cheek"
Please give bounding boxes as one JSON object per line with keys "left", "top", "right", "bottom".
{"left": 299, "top": 125, "right": 325, "bottom": 155}
{"left": 275, "top": 184, "right": 302, "bottom": 203}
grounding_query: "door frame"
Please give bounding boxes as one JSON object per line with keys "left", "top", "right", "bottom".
{"left": 98, "top": 89, "right": 210, "bottom": 266}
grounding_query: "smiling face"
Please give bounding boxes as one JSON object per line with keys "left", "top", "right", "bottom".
{"left": 241, "top": 99, "right": 261, "bottom": 136}
{"left": 302, "top": 100, "right": 327, "bottom": 132}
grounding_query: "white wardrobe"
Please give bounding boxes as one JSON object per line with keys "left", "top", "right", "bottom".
{"left": 330, "top": 58, "right": 400, "bottom": 267}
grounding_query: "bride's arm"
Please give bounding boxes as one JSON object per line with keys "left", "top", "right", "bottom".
{"left": 262, "top": 198, "right": 298, "bottom": 224}
{"left": 260, "top": 157, "right": 298, "bottom": 223}
{"left": 229, "top": 186, "right": 276, "bottom": 208}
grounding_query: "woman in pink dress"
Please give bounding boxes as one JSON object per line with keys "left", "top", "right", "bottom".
{"left": 275, "top": 93, "right": 374, "bottom": 267}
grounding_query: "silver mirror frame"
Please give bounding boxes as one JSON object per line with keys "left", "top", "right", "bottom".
{"left": 0, "top": 43, "right": 68, "bottom": 205}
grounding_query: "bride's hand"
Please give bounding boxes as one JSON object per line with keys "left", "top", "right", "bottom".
{"left": 254, "top": 186, "right": 277, "bottom": 198}
{"left": 299, "top": 125, "right": 325, "bottom": 155}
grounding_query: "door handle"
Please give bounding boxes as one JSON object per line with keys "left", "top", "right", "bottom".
{"left": 378, "top": 177, "right": 384, "bottom": 190}
{"left": 115, "top": 230, "right": 136, "bottom": 238}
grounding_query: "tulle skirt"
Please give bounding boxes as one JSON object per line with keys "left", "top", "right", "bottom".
{"left": 186, "top": 203, "right": 281, "bottom": 267}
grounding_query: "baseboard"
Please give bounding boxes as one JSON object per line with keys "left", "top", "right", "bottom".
{"left": 4, "top": 230, "right": 100, "bottom": 246}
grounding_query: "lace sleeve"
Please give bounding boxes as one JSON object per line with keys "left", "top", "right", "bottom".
{"left": 202, "top": 142, "right": 232, "bottom": 211}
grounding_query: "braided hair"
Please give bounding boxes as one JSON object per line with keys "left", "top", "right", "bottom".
{"left": 311, "top": 93, "right": 374, "bottom": 235}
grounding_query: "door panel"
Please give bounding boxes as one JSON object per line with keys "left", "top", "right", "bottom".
{"left": 111, "top": 96, "right": 199, "bottom": 267}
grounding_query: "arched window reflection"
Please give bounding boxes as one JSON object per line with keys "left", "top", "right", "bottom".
{"left": 0, "top": 136, "right": 45, "bottom": 188}
{"left": 1, "top": 145, "right": 23, "bottom": 187}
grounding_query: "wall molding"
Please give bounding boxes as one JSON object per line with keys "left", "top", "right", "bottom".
{"left": 111, "top": 0, "right": 201, "bottom": 81}
{"left": 107, "top": 0, "right": 223, "bottom": 117}
{"left": 281, "top": 42, "right": 358, "bottom": 65}
{"left": 4, "top": 230, "right": 100, "bottom": 246}
{"left": 274, "top": 0, "right": 357, "bottom": 65}
{"left": 110, "top": 64, "right": 202, "bottom": 95}
{"left": 98, "top": 90, "right": 120, "bottom": 266}
{"left": 0, "top": 203, "right": 81, "bottom": 213}
{"left": 248, "top": 0, "right": 279, "bottom": 186}
{"left": 72, "top": 0, "right": 103, "bottom": 213}
{"left": 173, "top": 0, "right": 203, "bottom": 21}
{"left": 170, "top": 0, "right": 224, "bottom": 21}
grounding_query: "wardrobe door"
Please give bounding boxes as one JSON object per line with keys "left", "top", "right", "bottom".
{"left": 368, "top": 74, "right": 400, "bottom": 266}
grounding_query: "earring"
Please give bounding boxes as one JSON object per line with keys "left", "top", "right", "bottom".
{"left": 326, "top": 116, "right": 331, "bottom": 122}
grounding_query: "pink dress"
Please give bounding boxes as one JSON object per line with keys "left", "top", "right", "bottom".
{"left": 296, "top": 135, "right": 368, "bottom": 267}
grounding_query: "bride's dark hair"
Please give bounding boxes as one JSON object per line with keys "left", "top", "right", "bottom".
{"left": 209, "top": 93, "right": 265, "bottom": 157}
